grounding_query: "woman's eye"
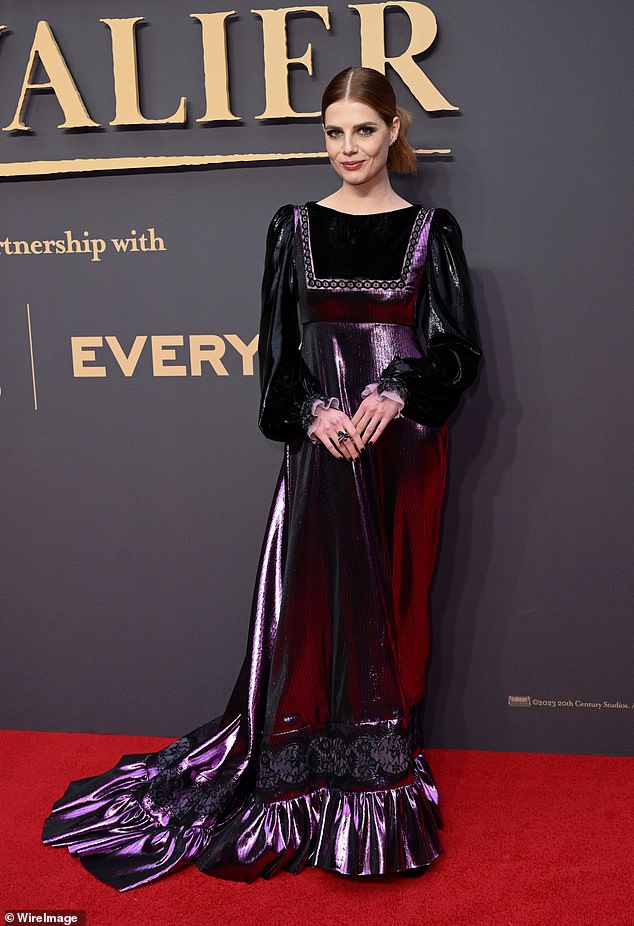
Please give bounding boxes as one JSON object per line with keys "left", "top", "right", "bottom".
{"left": 325, "top": 127, "right": 375, "bottom": 138}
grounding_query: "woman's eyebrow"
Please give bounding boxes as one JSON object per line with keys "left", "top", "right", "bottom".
{"left": 324, "top": 121, "right": 379, "bottom": 130}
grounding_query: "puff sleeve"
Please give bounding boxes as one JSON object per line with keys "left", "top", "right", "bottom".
{"left": 371, "top": 207, "right": 483, "bottom": 428}
{"left": 258, "top": 204, "right": 339, "bottom": 442}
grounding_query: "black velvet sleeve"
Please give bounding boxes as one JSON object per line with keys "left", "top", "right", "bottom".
{"left": 375, "top": 207, "right": 483, "bottom": 427}
{"left": 257, "top": 203, "right": 332, "bottom": 442}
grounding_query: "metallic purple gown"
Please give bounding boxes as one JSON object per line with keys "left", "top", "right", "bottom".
{"left": 40, "top": 201, "right": 482, "bottom": 891}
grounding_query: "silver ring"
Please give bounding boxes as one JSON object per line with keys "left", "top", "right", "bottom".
{"left": 337, "top": 429, "right": 350, "bottom": 443}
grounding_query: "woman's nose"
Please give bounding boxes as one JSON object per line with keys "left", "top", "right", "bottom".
{"left": 342, "top": 134, "right": 358, "bottom": 155}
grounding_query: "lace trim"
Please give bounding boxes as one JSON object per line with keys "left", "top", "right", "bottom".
{"left": 142, "top": 735, "right": 240, "bottom": 822}
{"left": 255, "top": 728, "right": 412, "bottom": 793}
{"left": 299, "top": 392, "right": 336, "bottom": 432}
{"left": 361, "top": 381, "right": 406, "bottom": 419}
{"left": 150, "top": 736, "right": 191, "bottom": 770}
{"left": 375, "top": 375, "right": 409, "bottom": 404}
{"left": 141, "top": 726, "right": 415, "bottom": 817}
{"left": 372, "top": 354, "right": 411, "bottom": 409}
{"left": 298, "top": 204, "right": 429, "bottom": 291}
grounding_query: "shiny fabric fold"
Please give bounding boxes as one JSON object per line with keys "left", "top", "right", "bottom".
{"left": 376, "top": 207, "right": 483, "bottom": 427}
{"left": 41, "top": 739, "right": 441, "bottom": 890}
{"left": 257, "top": 204, "right": 327, "bottom": 442}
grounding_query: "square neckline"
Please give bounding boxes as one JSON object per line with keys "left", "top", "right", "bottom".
{"left": 297, "top": 203, "right": 430, "bottom": 290}
{"left": 309, "top": 200, "right": 420, "bottom": 216}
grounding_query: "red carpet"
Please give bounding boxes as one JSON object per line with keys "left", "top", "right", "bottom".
{"left": 3, "top": 729, "right": 632, "bottom": 925}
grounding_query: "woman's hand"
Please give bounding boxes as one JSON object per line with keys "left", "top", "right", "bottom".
{"left": 310, "top": 405, "right": 365, "bottom": 461}
{"left": 350, "top": 393, "right": 401, "bottom": 445}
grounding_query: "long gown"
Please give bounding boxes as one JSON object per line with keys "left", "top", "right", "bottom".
{"left": 40, "top": 199, "right": 482, "bottom": 891}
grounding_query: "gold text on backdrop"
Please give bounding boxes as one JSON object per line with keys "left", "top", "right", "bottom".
{"left": 70, "top": 336, "right": 258, "bottom": 378}
{"left": 0, "top": 4, "right": 456, "bottom": 177}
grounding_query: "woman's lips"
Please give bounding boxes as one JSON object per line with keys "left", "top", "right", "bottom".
{"left": 341, "top": 161, "right": 364, "bottom": 170}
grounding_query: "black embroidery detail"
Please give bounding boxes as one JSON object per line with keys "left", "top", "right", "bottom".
{"left": 151, "top": 736, "right": 192, "bottom": 771}
{"left": 139, "top": 735, "right": 240, "bottom": 822}
{"left": 142, "top": 765, "right": 241, "bottom": 822}
{"left": 255, "top": 729, "right": 412, "bottom": 792}
{"left": 373, "top": 354, "right": 412, "bottom": 406}
{"left": 299, "top": 392, "right": 334, "bottom": 432}
{"left": 299, "top": 205, "right": 429, "bottom": 291}
{"left": 376, "top": 375, "right": 409, "bottom": 404}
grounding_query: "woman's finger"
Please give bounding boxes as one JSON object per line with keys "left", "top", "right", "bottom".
{"left": 311, "top": 407, "right": 372, "bottom": 459}
{"left": 351, "top": 399, "right": 378, "bottom": 431}
{"left": 367, "top": 418, "right": 389, "bottom": 444}
{"left": 342, "top": 418, "right": 365, "bottom": 455}
{"left": 361, "top": 414, "right": 381, "bottom": 444}
{"left": 314, "top": 421, "right": 354, "bottom": 459}
{"left": 359, "top": 398, "right": 400, "bottom": 445}
{"left": 328, "top": 413, "right": 364, "bottom": 459}
{"left": 325, "top": 435, "right": 346, "bottom": 458}
{"left": 319, "top": 426, "right": 347, "bottom": 458}
{"left": 351, "top": 409, "right": 372, "bottom": 441}
{"left": 335, "top": 429, "right": 359, "bottom": 461}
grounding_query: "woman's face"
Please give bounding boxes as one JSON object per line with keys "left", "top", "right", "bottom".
{"left": 322, "top": 98, "right": 399, "bottom": 187}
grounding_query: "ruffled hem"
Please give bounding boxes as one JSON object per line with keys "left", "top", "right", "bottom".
{"left": 41, "top": 746, "right": 442, "bottom": 891}
{"left": 196, "top": 751, "right": 443, "bottom": 883}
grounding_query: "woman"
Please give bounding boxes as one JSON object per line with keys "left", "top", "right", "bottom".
{"left": 41, "top": 66, "right": 482, "bottom": 890}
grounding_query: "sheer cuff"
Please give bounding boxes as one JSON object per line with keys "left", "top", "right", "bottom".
{"left": 300, "top": 394, "right": 341, "bottom": 444}
{"left": 361, "top": 381, "right": 406, "bottom": 419}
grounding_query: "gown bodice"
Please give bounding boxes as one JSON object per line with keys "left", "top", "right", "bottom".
{"left": 294, "top": 202, "right": 434, "bottom": 326}
{"left": 258, "top": 199, "right": 483, "bottom": 443}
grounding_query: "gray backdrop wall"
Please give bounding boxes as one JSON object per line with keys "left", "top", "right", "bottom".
{"left": 1, "top": 1, "right": 632, "bottom": 756}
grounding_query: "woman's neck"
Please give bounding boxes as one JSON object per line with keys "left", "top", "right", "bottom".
{"left": 320, "top": 179, "right": 410, "bottom": 215}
